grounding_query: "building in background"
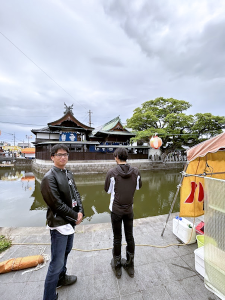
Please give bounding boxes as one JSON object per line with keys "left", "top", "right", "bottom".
{"left": 21, "top": 148, "right": 35, "bottom": 159}
{"left": 18, "top": 142, "right": 30, "bottom": 149}
{"left": 31, "top": 104, "right": 149, "bottom": 161}
{"left": 89, "top": 116, "right": 135, "bottom": 152}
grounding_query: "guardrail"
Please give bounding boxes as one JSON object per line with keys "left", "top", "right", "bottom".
{"left": 149, "top": 154, "right": 187, "bottom": 162}
{"left": 35, "top": 151, "right": 148, "bottom": 160}
{"left": 0, "top": 153, "right": 187, "bottom": 163}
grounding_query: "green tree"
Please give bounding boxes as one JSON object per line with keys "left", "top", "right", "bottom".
{"left": 126, "top": 97, "right": 225, "bottom": 152}
{"left": 192, "top": 113, "right": 225, "bottom": 140}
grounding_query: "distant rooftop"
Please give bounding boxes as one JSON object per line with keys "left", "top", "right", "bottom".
{"left": 93, "top": 116, "right": 135, "bottom": 136}
{"left": 101, "top": 116, "right": 121, "bottom": 131}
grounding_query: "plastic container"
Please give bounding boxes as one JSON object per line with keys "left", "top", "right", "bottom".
{"left": 196, "top": 221, "right": 204, "bottom": 235}
{"left": 173, "top": 217, "right": 196, "bottom": 244}
{"left": 197, "top": 235, "right": 204, "bottom": 248}
{"left": 194, "top": 246, "right": 205, "bottom": 277}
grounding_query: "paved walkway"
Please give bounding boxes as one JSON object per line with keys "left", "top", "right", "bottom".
{"left": 0, "top": 214, "right": 220, "bottom": 300}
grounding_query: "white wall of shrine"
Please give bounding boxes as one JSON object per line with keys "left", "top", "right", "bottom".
{"left": 36, "top": 133, "right": 59, "bottom": 139}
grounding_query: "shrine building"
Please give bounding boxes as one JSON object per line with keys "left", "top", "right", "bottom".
{"left": 31, "top": 104, "right": 149, "bottom": 161}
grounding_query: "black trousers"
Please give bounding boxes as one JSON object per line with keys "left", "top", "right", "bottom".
{"left": 111, "top": 211, "right": 135, "bottom": 256}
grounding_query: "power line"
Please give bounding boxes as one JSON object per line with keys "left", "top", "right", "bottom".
{"left": 1, "top": 131, "right": 33, "bottom": 143}
{"left": 81, "top": 114, "right": 89, "bottom": 123}
{"left": 80, "top": 113, "right": 89, "bottom": 121}
{"left": 0, "top": 115, "right": 49, "bottom": 117}
{"left": 0, "top": 121, "right": 45, "bottom": 126}
{"left": 0, "top": 31, "right": 88, "bottom": 111}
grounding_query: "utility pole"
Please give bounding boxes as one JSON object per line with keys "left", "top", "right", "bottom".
{"left": 26, "top": 135, "right": 32, "bottom": 147}
{"left": 88, "top": 110, "right": 92, "bottom": 127}
{"left": 0, "top": 131, "right": 15, "bottom": 146}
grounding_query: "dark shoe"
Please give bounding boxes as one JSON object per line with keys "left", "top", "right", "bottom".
{"left": 121, "top": 250, "right": 134, "bottom": 278}
{"left": 111, "top": 255, "right": 122, "bottom": 279}
{"left": 57, "top": 274, "right": 77, "bottom": 288}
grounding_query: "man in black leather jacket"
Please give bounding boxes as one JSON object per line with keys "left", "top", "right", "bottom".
{"left": 41, "top": 144, "right": 84, "bottom": 300}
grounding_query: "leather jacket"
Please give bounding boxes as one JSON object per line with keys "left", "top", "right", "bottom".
{"left": 41, "top": 166, "right": 84, "bottom": 227}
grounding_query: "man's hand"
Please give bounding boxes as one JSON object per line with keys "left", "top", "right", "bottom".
{"left": 76, "top": 212, "right": 83, "bottom": 225}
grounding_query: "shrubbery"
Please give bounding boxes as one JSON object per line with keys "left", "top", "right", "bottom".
{"left": 0, "top": 235, "right": 12, "bottom": 253}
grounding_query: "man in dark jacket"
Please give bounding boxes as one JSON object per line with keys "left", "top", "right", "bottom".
{"left": 104, "top": 147, "right": 142, "bottom": 279}
{"left": 41, "top": 144, "right": 84, "bottom": 300}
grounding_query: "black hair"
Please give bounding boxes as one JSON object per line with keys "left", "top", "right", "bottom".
{"left": 113, "top": 147, "right": 128, "bottom": 161}
{"left": 51, "top": 144, "right": 69, "bottom": 157}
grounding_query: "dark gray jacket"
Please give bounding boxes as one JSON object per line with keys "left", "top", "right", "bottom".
{"left": 41, "top": 166, "right": 84, "bottom": 227}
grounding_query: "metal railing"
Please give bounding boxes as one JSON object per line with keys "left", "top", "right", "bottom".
{"left": 35, "top": 151, "right": 148, "bottom": 161}
{"left": 149, "top": 154, "right": 187, "bottom": 162}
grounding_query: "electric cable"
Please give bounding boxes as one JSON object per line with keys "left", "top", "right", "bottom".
{"left": 11, "top": 222, "right": 197, "bottom": 252}
{"left": 0, "top": 30, "right": 87, "bottom": 111}
{"left": 0, "top": 121, "right": 46, "bottom": 126}
{"left": 11, "top": 242, "right": 189, "bottom": 251}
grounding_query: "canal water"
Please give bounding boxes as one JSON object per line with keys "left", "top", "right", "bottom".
{"left": 0, "top": 166, "right": 183, "bottom": 227}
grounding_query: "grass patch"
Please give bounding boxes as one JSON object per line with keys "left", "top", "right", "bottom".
{"left": 0, "top": 235, "right": 12, "bottom": 253}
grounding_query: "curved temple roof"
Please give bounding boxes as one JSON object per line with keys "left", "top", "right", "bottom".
{"left": 93, "top": 116, "right": 135, "bottom": 136}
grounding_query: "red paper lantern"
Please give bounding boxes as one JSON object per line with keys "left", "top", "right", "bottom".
{"left": 150, "top": 135, "right": 162, "bottom": 149}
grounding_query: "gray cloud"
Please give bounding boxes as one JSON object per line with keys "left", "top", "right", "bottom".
{"left": 103, "top": 0, "right": 225, "bottom": 80}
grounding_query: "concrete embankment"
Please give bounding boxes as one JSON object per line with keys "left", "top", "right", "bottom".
{"left": 32, "top": 159, "right": 186, "bottom": 174}
{"left": 0, "top": 213, "right": 219, "bottom": 300}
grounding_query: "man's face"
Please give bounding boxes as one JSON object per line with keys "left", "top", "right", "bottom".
{"left": 51, "top": 149, "right": 69, "bottom": 169}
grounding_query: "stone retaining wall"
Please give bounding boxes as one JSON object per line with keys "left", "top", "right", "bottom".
{"left": 15, "top": 158, "right": 33, "bottom": 166}
{"left": 32, "top": 159, "right": 186, "bottom": 174}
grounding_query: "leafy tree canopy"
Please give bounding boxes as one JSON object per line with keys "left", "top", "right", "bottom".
{"left": 126, "top": 97, "right": 225, "bottom": 152}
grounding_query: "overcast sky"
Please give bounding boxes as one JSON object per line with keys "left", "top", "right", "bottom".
{"left": 0, "top": 0, "right": 225, "bottom": 145}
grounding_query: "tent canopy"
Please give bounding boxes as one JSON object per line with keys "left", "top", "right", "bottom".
{"left": 187, "top": 132, "right": 225, "bottom": 162}
{"left": 180, "top": 132, "right": 225, "bottom": 217}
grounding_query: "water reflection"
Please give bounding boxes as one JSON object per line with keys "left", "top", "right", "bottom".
{"left": 1, "top": 170, "right": 24, "bottom": 181}
{"left": 0, "top": 166, "right": 183, "bottom": 227}
{"left": 0, "top": 167, "right": 44, "bottom": 227}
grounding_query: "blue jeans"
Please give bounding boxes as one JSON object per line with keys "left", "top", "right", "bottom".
{"left": 111, "top": 212, "right": 135, "bottom": 256}
{"left": 43, "top": 230, "right": 74, "bottom": 300}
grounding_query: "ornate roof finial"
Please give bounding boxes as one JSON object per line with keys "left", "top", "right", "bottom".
{"left": 64, "top": 103, "right": 74, "bottom": 115}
